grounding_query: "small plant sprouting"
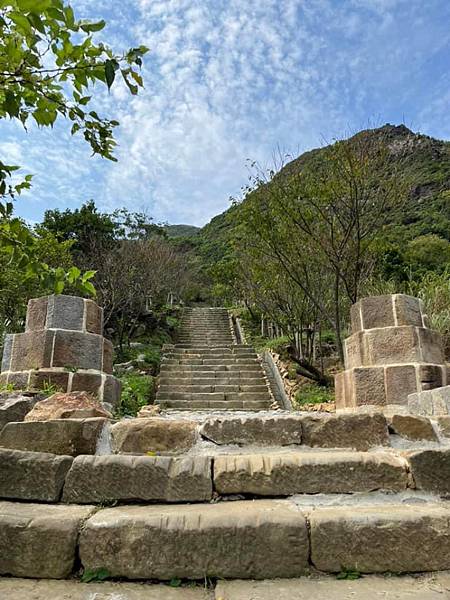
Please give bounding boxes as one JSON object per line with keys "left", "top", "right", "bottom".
{"left": 336, "top": 568, "right": 362, "bottom": 580}
{"left": 81, "top": 567, "right": 111, "bottom": 583}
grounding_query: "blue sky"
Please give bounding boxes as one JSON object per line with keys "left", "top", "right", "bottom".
{"left": 4, "top": 0, "right": 450, "bottom": 226}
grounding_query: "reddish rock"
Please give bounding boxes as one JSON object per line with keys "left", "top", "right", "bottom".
{"left": 24, "top": 391, "right": 112, "bottom": 422}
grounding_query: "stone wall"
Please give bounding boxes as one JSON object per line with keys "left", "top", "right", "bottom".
{"left": 0, "top": 295, "right": 121, "bottom": 406}
{"left": 335, "top": 294, "right": 448, "bottom": 411}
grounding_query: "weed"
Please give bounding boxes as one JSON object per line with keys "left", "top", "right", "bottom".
{"left": 116, "top": 373, "right": 155, "bottom": 417}
{"left": 294, "top": 383, "right": 335, "bottom": 406}
{"left": 336, "top": 568, "right": 362, "bottom": 580}
{"left": 81, "top": 567, "right": 110, "bottom": 583}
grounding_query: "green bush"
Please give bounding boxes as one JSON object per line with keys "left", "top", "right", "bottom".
{"left": 294, "top": 383, "right": 335, "bottom": 406}
{"left": 117, "top": 373, "right": 155, "bottom": 417}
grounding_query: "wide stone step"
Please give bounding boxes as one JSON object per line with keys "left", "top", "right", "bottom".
{"left": 160, "top": 364, "right": 263, "bottom": 372}
{"left": 159, "top": 376, "right": 266, "bottom": 385}
{"left": 158, "top": 384, "right": 269, "bottom": 393}
{"left": 156, "top": 392, "right": 271, "bottom": 402}
{"left": 162, "top": 359, "right": 260, "bottom": 367}
{"left": 157, "top": 400, "right": 271, "bottom": 410}
{"left": 213, "top": 451, "right": 408, "bottom": 496}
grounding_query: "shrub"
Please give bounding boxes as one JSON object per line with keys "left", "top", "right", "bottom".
{"left": 117, "top": 373, "right": 155, "bottom": 417}
{"left": 294, "top": 383, "right": 335, "bottom": 406}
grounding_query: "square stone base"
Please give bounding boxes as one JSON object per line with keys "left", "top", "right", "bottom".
{"left": 336, "top": 363, "right": 448, "bottom": 411}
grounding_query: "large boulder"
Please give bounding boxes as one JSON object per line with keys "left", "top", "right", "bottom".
{"left": 111, "top": 418, "right": 198, "bottom": 454}
{"left": 24, "top": 391, "right": 112, "bottom": 422}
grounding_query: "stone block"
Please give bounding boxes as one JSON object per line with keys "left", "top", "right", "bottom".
{"left": 430, "top": 386, "right": 450, "bottom": 414}
{"left": 408, "top": 389, "right": 434, "bottom": 416}
{"left": 102, "top": 339, "right": 114, "bottom": 374}
{"left": 79, "top": 500, "right": 309, "bottom": 579}
{"left": 394, "top": 294, "right": 423, "bottom": 327}
{"left": 52, "top": 330, "right": 102, "bottom": 370}
{"left": 0, "top": 501, "right": 94, "bottom": 578}
{"left": 0, "top": 393, "right": 40, "bottom": 431}
{"left": 213, "top": 451, "right": 407, "bottom": 496}
{"left": 418, "top": 329, "right": 444, "bottom": 364}
{"left": 301, "top": 413, "right": 389, "bottom": 450}
{"left": 366, "top": 327, "right": 420, "bottom": 365}
{"left": 24, "top": 391, "right": 111, "bottom": 421}
{"left": 71, "top": 372, "right": 102, "bottom": 396}
{"left": 0, "top": 418, "right": 108, "bottom": 455}
{"left": 309, "top": 504, "right": 450, "bottom": 573}
{"left": 46, "top": 294, "right": 85, "bottom": 331}
{"left": 334, "top": 371, "right": 348, "bottom": 409}
{"left": 350, "top": 302, "right": 362, "bottom": 333}
{"left": 360, "top": 295, "right": 395, "bottom": 330}
{"left": 419, "top": 364, "right": 443, "bottom": 390}
{"left": 352, "top": 367, "right": 386, "bottom": 406}
{"left": 85, "top": 299, "right": 103, "bottom": 334}
{"left": 344, "top": 332, "right": 367, "bottom": 368}
{"left": 389, "top": 414, "right": 438, "bottom": 441}
{"left": 103, "top": 374, "right": 122, "bottom": 406}
{"left": 437, "top": 416, "right": 450, "bottom": 437}
{"left": 10, "top": 330, "right": 54, "bottom": 371}
{"left": 62, "top": 454, "right": 212, "bottom": 503}
{"left": 409, "top": 449, "right": 450, "bottom": 495}
{"left": 1, "top": 334, "right": 12, "bottom": 371}
{"left": 111, "top": 418, "right": 197, "bottom": 454}
{"left": 0, "top": 448, "right": 72, "bottom": 501}
{"left": 200, "top": 416, "right": 302, "bottom": 446}
{"left": 385, "top": 365, "right": 417, "bottom": 405}
{"left": 29, "top": 370, "right": 70, "bottom": 392}
{"left": 25, "top": 297, "right": 48, "bottom": 332}
{"left": 6, "top": 371, "right": 30, "bottom": 390}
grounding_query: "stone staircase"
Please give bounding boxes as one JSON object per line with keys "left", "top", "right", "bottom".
{"left": 1, "top": 301, "right": 450, "bottom": 590}
{"left": 156, "top": 307, "right": 273, "bottom": 410}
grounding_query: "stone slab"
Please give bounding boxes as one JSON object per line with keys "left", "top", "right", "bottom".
{"left": 62, "top": 454, "right": 212, "bottom": 503}
{"left": 80, "top": 500, "right": 309, "bottom": 580}
{"left": 0, "top": 418, "right": 108, "bottom": 455}
{"left": 0, "top": 448, "right": 72, "bottom": 502}
{"left": 46, "top": 294, "right": 85, "bottom": 331}
{"left": 0, "top": 393, "right": 40, "bottom": 431}
{"left": 0, "top": 501, "right": 94, "bottom": 578}
{"left": 200, "top": 416, "right": 302, "bottom": 446}
{"left": 309, "top": 504, "right": 450, "bottom": 573}
{"left": 301, "top": 413, "right": 389, "bottom": 450}
{"left": 213, "top": 451, "right": 408, "bottom": 496}
{"left": 215, "top": 573, "right": 450, "bottom": 600}
{"left": 52, "top": 330, "right": 103, "bottom": 370}
{"left": 389, "top": 414, "right": 438, "bottom": 441}
{"left": 9, "top": 330, "right": 54, "bottom": 371}
{"left": 111, "top": 418, "right": 197, "bottom": 454}
{"left": 0, "top": 579, "right": 211, "bottom": 600}
{"left": 408, "top": 449, "right": 450, "bottom": 495}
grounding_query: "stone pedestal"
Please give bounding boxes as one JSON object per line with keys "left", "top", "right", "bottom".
{"left": 335, "top": 294, "right": 448, "bottom": 411}
{"left": 0, "top": 295, "right": 121, "bottom": 407}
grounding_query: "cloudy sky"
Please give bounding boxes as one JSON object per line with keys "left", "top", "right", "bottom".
{"left": 4, "top": 0, "right": 450, "bottom": 226}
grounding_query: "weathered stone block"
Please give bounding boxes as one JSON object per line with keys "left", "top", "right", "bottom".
{"left": 0, "top": 418, "right": 108, "bottom": 455}
{"left": 0, "top": 393, "right": 40, "bottom": 431}
{"left": 200, "top": 416, "right": 302, "bottom": 446}
{"left": 309, "top": 504, "right": 450, "bottom": 573}
{"left": 352, "top": 367, "right": 386, "bottom": 406}
{"left": 52, "top": 331, "right": 102, "bottom": 370}
{"left": 10, "top": 330, "right": 54, "bottom": 371}
{"left": 350, "top": 302, "right": 362, "bottom": 333}
{"left": 46, "top": 294, "right": 85, "bottom": 331}
{"left": 6, "top": 371, "right": 30, "bottom": 390}
{"left": 394, "top": 294, "right": 423, "bottom": 327}
{"left": 79, "top": 500, "right": 309, "bottom": 579}
{"left": 344, "top": 332, "right": 367, "bottom": 369}
{"left": 213, "top": 451, "right": 407, "bottom": 496}
{"left": 437, "top": 416, "right": 450, "bottom": 437}
{"left": 63, "top": 454, "right": 212, "bottom": 503}
{"left": 71, "top": 372, "right": 102, "bottom": 396}
{"left": 0, "top": 501, "right": 94, "bottom": 578}
{"left": 0, "top": 448, "right": 72, "bottom": 501}
{"left": 24, "top": 391, "right": 111, "bottom": 422}
{"left": 1, "top": 335, "right": 12, "bottom": 371}
{"left": 409, "top": 449, "right": 450, "bottom": 495}
{"left": 25, "top": 297, "right": 48, "bottom": 332}
{"left": 385, "top": 365, "right": 417, "bottom": 405}
{"left": 360, "top": 295, "right": 395, "bottom": 330}
{"left": 301, "top": 413, "right": 389, "bottom": 450}
{"left": 418, "top": 328, "right": 444, "bottom": 364}
{"left": 334, "top": 371, "right": 348, "bottom": 409}
{"left": 103, "top": 374, "right": 121, "bottom": 406}
{"left": 389, "top": 414, "right": 438, "bottom": 441}
{"left": 111, "top": 418, "right": 197, "bottom": 454}
{"left": 29, "top": 370, "right": 70, "bottom": 392}
{"left": 85, "top": 299, "right": 103, "bottom": 334}
{"left": 366, "top": 327, "right": 420, "bottom": 365}
{"left": 102, "top": 339, "right": 113, "bottom": 374}
{"left": 419, "top": 364, "right": 443, "bottom": 390}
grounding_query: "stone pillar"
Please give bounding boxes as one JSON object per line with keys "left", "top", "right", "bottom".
{"left": 335, "top": 294, "right": 448, "bottom": 412}
{"left": 0, "top": 295, "right": 121, "bottom": 407}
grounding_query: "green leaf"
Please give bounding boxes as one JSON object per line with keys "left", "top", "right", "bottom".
{"left": 105, "top": 59, "right": 116, "bottom": 90}
{"left": 80, "top": 280, "right": 96, "bottom": 297}
{"left": 81, "top": 568, "right": 110, "bottom": 583}
{"left": 82, "top": 269, "right": 96, "bottom": 282}
{"left": 66, "top": 266, "right": 81, "bottom": 283}
{"left": 9, "top": 12, "right": 32, "bottom": 33}
{"left": 3, "top": 91, "right": 20, "bottom": 118}
{"left": 169, "top": 578, "right": 182, "bottom": 588}
{"left": 54, "top": 279, "right": 65, "bottom": 294}
{"left": 80, "top": 19, "right": 105, "bottom": 33}
{"left": 17, "top": 0, "right": 52, "bottom": 11}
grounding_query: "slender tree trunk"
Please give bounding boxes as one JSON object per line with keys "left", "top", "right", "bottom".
{"left": 334, "top": 272, "right": 345, "bottom": 363}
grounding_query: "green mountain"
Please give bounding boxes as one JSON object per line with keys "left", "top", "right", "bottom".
{"left": 196, "top": 124, "right": 450, "bottom": 267}
{"left": 164, "top": 224, "right": 200, "bottom": 239}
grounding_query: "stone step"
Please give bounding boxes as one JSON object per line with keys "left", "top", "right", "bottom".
{"left": 162, "top": 358, "right": 260, "bottom": 366}
{"left": 167, "top": 350, "right": 258, "bottom": 357}
{"left": 157, "top": 400, "right": 271, "bottom": 410}
{"left": 158, "top": 384, "right": 269, "bottom": 393}
{"left": 160, "top": 364, "right": 263, "bottom": 372}
{"left": 156, "top": 392, "right": 271, "bottom": 402}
